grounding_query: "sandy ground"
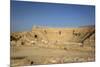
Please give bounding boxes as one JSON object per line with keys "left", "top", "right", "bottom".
{"left": 10, "top": 46, "right": 95, "bottom": 66}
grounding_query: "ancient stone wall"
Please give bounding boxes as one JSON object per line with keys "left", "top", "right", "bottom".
{"left": 11, "top": 27, "right": 94, "bottom": 48}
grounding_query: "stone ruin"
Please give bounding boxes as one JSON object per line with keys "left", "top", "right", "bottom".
{"left": 10, "top": 26, "right": 95, "bottom": 49}
{"left": 10, "top": 26, "right": 95, "bottom": 66}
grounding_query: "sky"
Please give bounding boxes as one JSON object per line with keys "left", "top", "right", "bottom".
{"left": 11, "top": 1, "right": 95, "bottom": 32}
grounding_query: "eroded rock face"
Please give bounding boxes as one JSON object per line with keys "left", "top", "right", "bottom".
{"left": 10, "top": 31, "right": 49, "bottom": 47}
{"left": 11, "top": 33, "right": 21, "bottom": 41}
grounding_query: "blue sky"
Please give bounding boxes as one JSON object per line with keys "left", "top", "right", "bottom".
{"left": 11, "top": 1, "right": 95, "bottom": 32}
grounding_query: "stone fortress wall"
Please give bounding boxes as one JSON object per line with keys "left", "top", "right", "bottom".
{"left": 11, "top": 26, "right": 95, "bottom": 48}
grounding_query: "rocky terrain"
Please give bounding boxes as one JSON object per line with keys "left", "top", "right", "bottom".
{"left": 10, "top": 26, "right": 95, "bottom": 66}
